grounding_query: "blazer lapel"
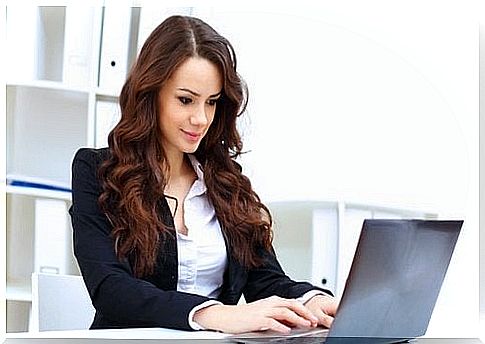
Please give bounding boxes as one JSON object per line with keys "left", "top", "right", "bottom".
{"left": 144, "top": 196, "right": 178, "bottom": 290}
{"left": 218, "top": 223, "right": 247, "bottom": 305}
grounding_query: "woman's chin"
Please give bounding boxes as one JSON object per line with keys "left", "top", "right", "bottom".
{"left": 182, "top": 144, "right": 200, "bottom": 154}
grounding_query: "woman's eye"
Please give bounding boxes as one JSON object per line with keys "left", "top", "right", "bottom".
{"left": 207, "top": 99, "right": 218, "bottom": 106}
{"left": 178, "top": 97, "right": 192, "bottom": 105}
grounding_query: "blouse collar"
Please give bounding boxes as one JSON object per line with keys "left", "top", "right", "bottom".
{"left": 187, "top": 154, "right": 206, "bottom": 195}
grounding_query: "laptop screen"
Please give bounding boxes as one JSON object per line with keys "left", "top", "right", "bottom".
{"left": 328, "top": 219, "right": 462, "bottom": 340}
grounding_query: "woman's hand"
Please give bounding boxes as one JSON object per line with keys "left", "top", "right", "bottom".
{"left": 303, "top": 294, "right": 339, "bottom": 328}
{"left": 193, "top": 295, "right": 319, "bottom": 334}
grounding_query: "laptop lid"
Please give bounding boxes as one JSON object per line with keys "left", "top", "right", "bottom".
{"left": 327, "top": 219, "right": 463, "bottom": 342}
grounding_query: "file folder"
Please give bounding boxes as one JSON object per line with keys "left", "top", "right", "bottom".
{"left": 6, "top": 6, "right": 39, "bottom": 82}
{"left": 63, "top": 6, "right": 97, "bottom": 88}
{"left": 98, "top": 2, "right": 132, "bottom": 94}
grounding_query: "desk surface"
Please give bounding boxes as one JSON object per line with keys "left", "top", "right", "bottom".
{"left": 3, "top": 339, "right": 485, "bottom": 344}
{"left": 4, "top": 329, "right": 484, "bottom": 344}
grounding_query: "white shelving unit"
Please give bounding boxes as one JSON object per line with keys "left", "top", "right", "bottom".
{"left": 5, "top": 3, "right": 119, "bottom": 333}
{"left": 4, "top": 2, "right": 198, "bottom": 333}
{"left": 6, "top": 281, "right": 32, "bottom": 303}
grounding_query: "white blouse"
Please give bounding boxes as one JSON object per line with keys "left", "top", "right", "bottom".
{"left": 178, "top": 154, "right": 326, "bottom": 330}
{"left": 176, "top": 154, "right": 228, "bottom": 299}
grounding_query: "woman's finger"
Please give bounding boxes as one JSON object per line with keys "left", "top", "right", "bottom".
{"left": 314, "top": 309, "right": 334, "bottom": 328}
{"left": 268, "top": 307, "right": 313, "bottom": 328}
{"left": 321, "top": 296, "right": 338, "bottom": 316}
{"left": 268, "top": 297, "right": 319, "bottom": 325}
{"left": 261, "top": 318, "right": 292, "bottom": 334}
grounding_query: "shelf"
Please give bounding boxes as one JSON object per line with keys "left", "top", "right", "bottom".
{"left": 266, "top": 198, "right": 439, "bottom": 218}
{"left": 95, "top": 87, "right": 120, "bottom": 99}
{"left": 7, "top": 80, "right": 90, "bottom": 94}
{"left": 6, "top": 280, "right": 32, "bottom": 302}
{"left": 6, "top": 185, "right": 72, "bottom": 201}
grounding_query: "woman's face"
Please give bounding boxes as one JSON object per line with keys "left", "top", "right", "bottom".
{"left": 158, "top": 56, "right": 223, "bottom": 157}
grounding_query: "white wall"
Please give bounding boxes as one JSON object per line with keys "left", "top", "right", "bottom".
{"left": 197, "top": 1, "right": 479, "bottom": 337}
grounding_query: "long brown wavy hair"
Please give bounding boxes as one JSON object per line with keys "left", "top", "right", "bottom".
{"left": 98, "top": 15, "right": 273, "bottom": 277}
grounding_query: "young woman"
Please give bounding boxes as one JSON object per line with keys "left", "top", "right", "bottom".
{"left": 70, "top": 15, "right": 337, "bottom": 334}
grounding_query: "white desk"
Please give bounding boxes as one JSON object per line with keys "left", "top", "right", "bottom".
{"left": 4, "top": 329, "right": 484, "bottom": 344}
{"left": 5, "top": 328, "right": 226, "bottom": 340}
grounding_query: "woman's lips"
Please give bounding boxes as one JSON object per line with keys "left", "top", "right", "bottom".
{"left": 182, "top": 129, "right": 202, "bottom": 142}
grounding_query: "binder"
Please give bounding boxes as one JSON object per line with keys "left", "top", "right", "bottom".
{"left": 6, "top": 6, "right": 39, "bottom": 82}
{"left": 336, "top": 208, "right": 372, "bottom": 296}
{"left": 98, "top": 1, "right": 132, "bottom": 94}
{"left": 95, "top": 99, "right": 121, "bottom": 148}
{"left": 62, "top": 6, "right": 96, "bottom": 88}
{"left": 311, "top": 207, "right": 338, "bottom": 293}
{"left": 34, "top": 199, "right": 69, "bottom": 275}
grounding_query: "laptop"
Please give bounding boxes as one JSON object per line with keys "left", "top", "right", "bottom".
{"left": 230, "top": 219, "right": 463, "bottom": 343}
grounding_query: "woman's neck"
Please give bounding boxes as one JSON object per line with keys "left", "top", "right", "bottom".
{"left": 164, "top": 150, "right": 193, "bottom": 182}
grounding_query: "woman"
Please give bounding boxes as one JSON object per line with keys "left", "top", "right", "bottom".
{"left": 70, "top": 15, "right": 337, "bottom": 334}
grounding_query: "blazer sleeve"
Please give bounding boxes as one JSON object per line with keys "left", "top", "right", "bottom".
{"left": 242, "top": 246, "right": 333, "bottom": 303}
{"left": 69, "top": 148, "right": 211, "bottom": 330}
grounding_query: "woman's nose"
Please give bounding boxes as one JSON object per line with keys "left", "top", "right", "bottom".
{"left": 189, "top": 106, "right": 208, "bottom": 126}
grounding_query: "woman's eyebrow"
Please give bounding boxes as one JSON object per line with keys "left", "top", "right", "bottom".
{"left": 177, "top": 87, "right": 222, "bottom": 98}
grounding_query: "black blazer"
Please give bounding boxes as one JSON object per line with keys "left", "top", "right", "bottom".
{"left": 69, "top": 148, "right": 332, "bottom": 331}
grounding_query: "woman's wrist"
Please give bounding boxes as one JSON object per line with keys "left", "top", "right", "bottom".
{"left": 193, "top": 304, "right": 230, "bottom": 331}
